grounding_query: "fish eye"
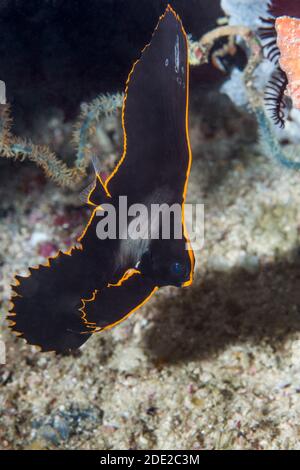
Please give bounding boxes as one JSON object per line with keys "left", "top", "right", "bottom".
{"left": 170, "top": 261, "right": 186, "bottom": 277}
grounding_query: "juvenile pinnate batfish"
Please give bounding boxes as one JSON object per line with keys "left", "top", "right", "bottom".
{"left": 8, "top": 4, "right": 195, "bottom": 353}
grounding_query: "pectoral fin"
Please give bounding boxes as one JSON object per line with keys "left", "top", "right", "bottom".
{"left": 81, "top": 271, "right": 158, "bottom": 332}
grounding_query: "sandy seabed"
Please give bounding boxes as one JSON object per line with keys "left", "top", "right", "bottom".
{"left": 1, "top": 92, "right": 300, "bottom": 450}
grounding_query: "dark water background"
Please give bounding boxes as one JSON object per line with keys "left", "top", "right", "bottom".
{"left": 0, "top": 0, "right": 222, "bottom": 135}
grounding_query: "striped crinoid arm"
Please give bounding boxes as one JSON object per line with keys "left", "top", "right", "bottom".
{"left": 259, "top": 16, "right": 280, "bottom": 63}
{"left": 264, "top": 68, "right": 288, "bottom": 128}
{"left": 0, "top": 87, "right": 124, "bottom": 189}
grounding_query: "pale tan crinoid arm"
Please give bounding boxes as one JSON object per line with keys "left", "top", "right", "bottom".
{"left": 0, "top": 85, "right": 124, "bottom": 189}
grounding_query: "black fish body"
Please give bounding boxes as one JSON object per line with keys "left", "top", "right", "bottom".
{"left": 8, "top": 5, "right": 195, "bottom": 353}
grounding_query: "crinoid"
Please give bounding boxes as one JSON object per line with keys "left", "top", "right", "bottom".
{"left": 0, "top": 89, "right": 123, "bottom": 189}
{"left": 259, "top": 1, "right": 300, "bottom": 126}
{"left": 264, "top": 68, "right": 288, "bottom": 128}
